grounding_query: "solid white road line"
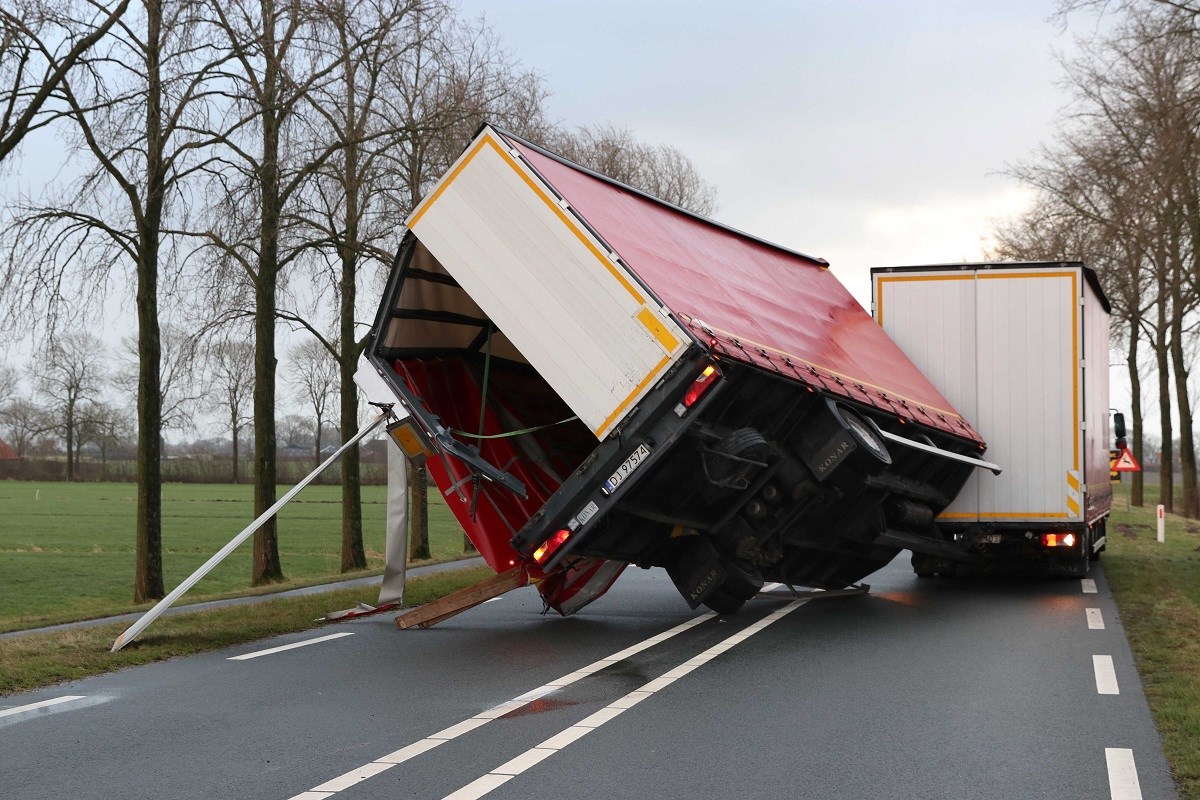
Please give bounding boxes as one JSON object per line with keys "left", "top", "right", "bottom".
{"left": 1106, "top": 748, "right": 1144, "bottom": 800}
{"left": 1094, "top": 655, "right": 1120, "bottom": 695}
{"left": 439, "top": 600, "right": 807, "bottom": 800}
{"left": 1082, "top": 578, "right": 1098, "bottom": 594}
{"left": 1087, "top": 608, "right": 1105, "bottom": 630}
{"left": 0, "top": 695, "right": 86, "bottom": 719}
{"left": 285, "top": 611, "right": 717, "bottom": 799}
{"left": 228, "top": 632, "right": 355, "bottom": 661}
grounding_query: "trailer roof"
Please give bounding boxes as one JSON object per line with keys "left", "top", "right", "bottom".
{"left": 871, "top": 262, "right": 1111, "bottom": 314}
{"left": 496, "top": 129, "right": 983, "bottom": 445}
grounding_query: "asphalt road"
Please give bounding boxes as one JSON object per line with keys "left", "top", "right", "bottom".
{"left": 0, "top": 556, "right": 1177, "bottom": 800}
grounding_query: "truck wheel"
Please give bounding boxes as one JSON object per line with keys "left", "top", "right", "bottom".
{"left": 703, "top": 586, "right": 749, "bottom": 614}
{"left": 701, "top": 560, "right": 763, "bottom": 615}
{"left": 830, "top": 403, "right": 892, "bottom": 474}
{"left": 911, "top": 552, "right": 935, "bottom": 578}
{"left": 705, "top": 428, "right": 772, "bottom": 488}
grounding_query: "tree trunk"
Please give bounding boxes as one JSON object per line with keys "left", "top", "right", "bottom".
{"left": 252, "top": 271, "right": 282, "bottom": 583}
{"left": 65, "top": 398, "right": 75, "bottom": 481}
{"left": 251, "top": 0, "right": 283, "bottom": 585}
{"left": 230, "top": 409, "right": 239, "bottom": 484}
{"left": 1170, "top": 312, "right": 1197, "bottom": 517}
{"left": 338, "top": 361, "right": 365, "bottom": 571}
{"left": 408, "top": 462, "right": 430, "bottom": 560}
{"left": 337, "top": 100, "right": 366, "bottom": 573}
{"left": 134, "top": 0, "right": 165, "bottom": 603}
{"left": 1126, "top": 316, "right": 1144, "bottom": 507}
{"left": 313, "top": 411, "right": 322, "bottom": 469}
{"left": 1155, "top": 305, "right": 1173, "bottom": 512}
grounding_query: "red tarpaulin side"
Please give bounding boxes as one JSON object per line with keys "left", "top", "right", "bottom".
{"left": 506, "top": 137, "right": 983, "bottom": 445}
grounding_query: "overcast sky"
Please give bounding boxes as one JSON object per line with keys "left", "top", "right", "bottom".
{"left": 8, "top": 1, "right": 1125, "bottom": 429}
{"left": 456, "top": 0, "right": 1076, "bottom": 302}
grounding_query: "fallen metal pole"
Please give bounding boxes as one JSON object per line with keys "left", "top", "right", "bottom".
{"left": 111, "top": 411, "right": 391, "bottom": 652}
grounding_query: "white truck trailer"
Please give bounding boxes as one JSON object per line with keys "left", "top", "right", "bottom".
{"left": 871, "top": 262, "right": 1112, "bottom": 578}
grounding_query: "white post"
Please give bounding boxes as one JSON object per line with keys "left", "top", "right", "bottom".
{"left": 1157, "top": 504, "right": 1165, "bottom": 543}
{"left": 379, "top": 439, "right": 410, "bottom": 605}
{"left": 111, "top": 412, "right": 390, "bottom": 651}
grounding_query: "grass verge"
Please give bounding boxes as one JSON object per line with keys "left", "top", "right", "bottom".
{"left": 0, "top": 565, "right": 493, "bottom": 697}
{"left": 1106, "top": 491, "right": 1200, "bottom": 799}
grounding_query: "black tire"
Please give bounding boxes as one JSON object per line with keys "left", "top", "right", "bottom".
{"left": 911, "top": 552, "right": 936, "bottom": 578}
{"left": 705, "top": 428, "right": 772, "bottom": 487}
{"left": 703, "top": 586, "right": 749, "bottom": 615}
{"left": 830, "top": 403, "right": 892, "bottom": 474}
{"left": 701, "top": 560, "right": 762, "bottom": 615}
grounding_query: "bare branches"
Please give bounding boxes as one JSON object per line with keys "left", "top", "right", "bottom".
{"left": 547, "top": 124, "right": 719, "bottom": 216}
{"left": 0, "top": 0, "right": 131, "bottom": 162}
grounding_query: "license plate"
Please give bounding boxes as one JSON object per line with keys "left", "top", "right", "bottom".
{"left": 601, "top": 444, "right": 652, "bottom": 495}
{"left": 981, "top": 534, "right": 1001, "bottom": 544}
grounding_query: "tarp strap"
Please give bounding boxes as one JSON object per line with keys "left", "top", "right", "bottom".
{"left": 451, "top": 415, "right": 580, "bottom": 440}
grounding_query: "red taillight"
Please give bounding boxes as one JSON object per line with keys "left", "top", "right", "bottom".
{"left": 1041, "top": 533, "right": 1077, "bottom": 548}
{"left": 684, "top": 365, "right": 720, "bottom": 408}
{"left": 533, "top": 529, "right": 571, "bottom": 564}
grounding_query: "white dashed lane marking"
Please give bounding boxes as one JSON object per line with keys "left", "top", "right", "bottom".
{"left": 285, "top": 611, "right": 717, "bottom": 799}
{"left": 1082, "top": 578, "right": 1098, "bottom": 594}
{"left": 439, "top": 600, "right": 808, "bottom": 800}
{"left": 0, "top": 695, "right": 87, "bottom": 719}
{"left": 1087, "top": 608, "right": 1105, "bottom": 630}
{"left": 1094, "top": 655, "right": 1119, "bottom": 695}
{"left": 1106, "top": 748, "right": 1144, "bottom": 800}
{"left": 228, "top": 632, "right": 354, "bottom": 661}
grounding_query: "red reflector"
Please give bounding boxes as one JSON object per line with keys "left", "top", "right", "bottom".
{"left": 1041, "top": 533, "right": 1077, "bottom": 548}
{"left": 533, "top": 529, "right": 571, "bottom": 564}
{"left": 684, "top": 365, "right": 720, "bottom": 408}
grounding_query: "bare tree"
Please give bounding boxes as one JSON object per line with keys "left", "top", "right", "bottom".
{"left": 77, "top": 399, "right": 132, "bottom": 473}
{"left": 203, "top": 335, "right": 253, "bottom": 482}
{"left": 198, "top": 0, "right": 366, "bottom": 584}
{"left": 0, "top": 0, "right": 131, "bottom": 162}
{"left": 1002, "top": 3, "right": 1200, "bottom": 514}
{"left": 286, "top": 338, "right": 337, "bottom": 468}
{"left": 548, "top": 124, "right": 719, "bottom": 215}
{"left": 32, "top": 331, "right": 105, "bottom": 479}
{"left": 115, "top": 324, "right": 200, "bottom": 432}
{"left": 284, "top": 0, "right": 550, "bottom": 571}
{"left": 0, "top": 365, "right": 15, "bottom": 404}
{"left": 3, "top": 0, "right": 232, "bottom": 600}
{"left": 0, "top": 397, "right": 48, "bottom": 455}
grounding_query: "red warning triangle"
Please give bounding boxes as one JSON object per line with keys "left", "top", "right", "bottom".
{"left": 1112, "top": 447, "right": 1141, "bottom": 472}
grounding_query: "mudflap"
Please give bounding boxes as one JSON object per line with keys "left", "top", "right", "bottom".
{"left": 666, "top": 537, "right": 728, "bottom": 609}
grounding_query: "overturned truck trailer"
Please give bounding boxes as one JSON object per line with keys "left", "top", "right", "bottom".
{"left": 367, "top": 125, "right": 998, "bottom": 617}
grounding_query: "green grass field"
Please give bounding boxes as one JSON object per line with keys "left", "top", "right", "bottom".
{"left": 0, "top": 481, "right": 469, "bottom": 632}
{"left": 1105, "top": 489, "right": 1200, "bottom": 799}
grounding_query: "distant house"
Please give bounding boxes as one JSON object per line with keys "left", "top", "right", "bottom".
{"left": 0, "top": 438, "right": 18, "bottom": 460}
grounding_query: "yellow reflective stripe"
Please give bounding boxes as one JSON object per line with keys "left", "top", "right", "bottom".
{"left": 637, "top": 307, "right": 679, "bottom": 353}
{"left": 938, "top": 511, "right": 1072, "bottom": 520}
{"left": 1067, "top": 472, "right": 1080, "bottom": 491}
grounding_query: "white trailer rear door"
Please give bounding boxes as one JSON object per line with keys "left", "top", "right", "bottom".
{"left": 875, "top": 268, "right": 1083, "bottom": 522}
{"left": 405, "top": 128, "right": 690, "bottom": 439}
